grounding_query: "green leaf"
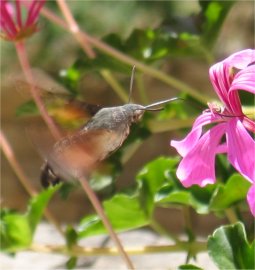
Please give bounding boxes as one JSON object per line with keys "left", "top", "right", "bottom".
{"left": 138, "top": 156, "right": 215, "bottom": 214}
{"left": 178, "top": 264, "right": 203, "bottom": 270}
{"left": 89, "top": 173, "right": 115, "bottom": 193}
{"left": 0, "top": 186, "right": 60, "bottom": 252}
{"left": 26, "top": 185, "right": 61, "bottom": 233}
{"left": 199, "top": 0, "right": 236, "bottom": 48}
{"left": 59, "top": 67, "right": 81, "bottom": 94}
{"left": 58, "top": 182, "right": 77, "bottom": 200}
{"left": 16, "top": 100, "right": 38, "bottom": 117}
{"left": 71, "top": 50, "right": 130, "bottom": 74}
{"left": 77, "top": 215, "right": 103, "bottom": 238}
{"left": 208, "top": 222, "right": 255, "bottom": 269}
{"left": 65, "top": 225, "right": 78, "bottom": 248}
{"left": 66, "top": 256, "right": 77, "bottom": 270}
{"left": 103, "top": 29, "right": 207, "bottom": 61}
{"left": 136, "top": 156, "right": 179, "bottom": 216}
{"left": 155, "top": 187, "right": 209, "bottom": 214}
{"left": 210, "top": 174, "right": 251, "bottom": 211}
{"left": 78, "top": 193, "right": 149, "bottom": 238}
{"left": 104, "top": 193, "right": 149, "bottom": 228}
{"left": 0, "top": 213, "right": 32, "bottom": 252}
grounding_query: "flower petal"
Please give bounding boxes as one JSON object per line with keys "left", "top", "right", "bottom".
{"left": 223, "top": 49, "right": 255, "bottom": 69}
{"left": 175, "top": 123, "right": 226, "bottom": 187}
{"left": 247, "top": 183, "right": 255, "bottom": 216}
{"left": 209, "top": 63, "right": 231, "bottom": 108}
{"left": 209, "top": 49, "right": 255, "bottom": 111}
{"left": 243, "top": 117, "right": 255, "bottom": 134}
{"left": 171, "top": 112, "right": 218, "bottom": 157}
{"left": 229, "top": 65, "right": 255, "bottom": 95}
{"left": 227, "top": 118, "right": 255, "bottom": 183}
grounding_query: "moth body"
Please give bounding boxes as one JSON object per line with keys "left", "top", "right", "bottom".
{"left": 41, "top": 103, "right": 146, "bottom": 186}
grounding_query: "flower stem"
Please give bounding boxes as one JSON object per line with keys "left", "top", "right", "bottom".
{"left": 136, "top": 72, "right": 149, "bottom": 104}
{"left": 225, "top": 208, "right": 239, "bottom": 224}
{"left": 147, "top": 117, "right": 196, "bottom": 133}
{"left": 53, "top": 1, "right": 134, "bottom": 268}
{"left": 29, "top": 240, "right": 207, "bottom": 256}
{"left": 56, "top": 0, "right": 95, "bottom": 58}
{"left": 100, "top": 69, "right": 129, "bottom": 103}
{"left": 78, "top": 176, "right": 135, "bottom": 269}
{"left": 15, "top": 41, "right": 62, "bottom": 140}
{"left": 150, "top": 219, "right": 180, "bottom": 244}
{"left": 0, "top": 130, "right": 64, "bottom": 236}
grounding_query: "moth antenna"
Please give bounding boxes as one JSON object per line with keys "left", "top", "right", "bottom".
{"left": 128, "top": 66, "right": 136, "bottom": 103}
{"left": 144, "top": 97, "right": 183, "bottom": 110}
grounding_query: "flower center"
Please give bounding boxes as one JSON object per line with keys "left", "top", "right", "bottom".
{"left": 207, "top": 102, "right": 244, "bottom": 120}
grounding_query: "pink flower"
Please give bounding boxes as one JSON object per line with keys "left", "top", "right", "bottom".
{"left": 0, "top": 0, "right": 45, "bottom": 41}
{"left": 171, "top": 49, "right": 255, "bottom": 215}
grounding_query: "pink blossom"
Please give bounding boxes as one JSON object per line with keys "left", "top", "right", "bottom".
{"left": 0, "top": 0, "right": 46, "bottom": 41}
{"left": 171, "top": 49, "right": 255, "bottom": 215}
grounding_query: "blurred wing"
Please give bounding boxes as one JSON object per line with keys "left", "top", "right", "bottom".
{"left": 16, "top": 81, "right": 102, "bottom": 126}
{"left": 49, "top": 127, "right": 128, "bottom": 180}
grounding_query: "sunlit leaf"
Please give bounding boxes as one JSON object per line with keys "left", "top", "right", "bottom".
{"left": 208, "top": 222, "right": 255, "bottom": 269}
{"left": 155, "top": 187, "right": 209, "bottom": 214}
{"left": 26, "top": 185, "right": 61, "bottom": 233}
{"left": 77, "top": 193, "right": 149, "bottom": 238}
{"left": 209, "top": 174, "right": 251, "bottom": 211}
{"left": 136, "top": 156, "right": 179, "bottom": 215}
{"left": 0, "top": 186, "right": 60, "bottom": 252}
{"left": 0, "top": 214, "right": 32, "bottom": 252}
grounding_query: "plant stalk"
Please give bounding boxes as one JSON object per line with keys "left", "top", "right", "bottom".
{"left": 39, "top": 6, "right": 209, "bottom": 104}
{"left": 15, "top": 41, "right": 62, "bottom": 140}
{"left": 0, "top": 130, "right": 64, "bottom": 236}
{"left": 79, "top": 176, "right": 135, "bottom": 269}
{"left": 29, "top": 241, "right": 207, "bottom": 256}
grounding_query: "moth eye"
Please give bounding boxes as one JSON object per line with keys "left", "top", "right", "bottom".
{"left": 132, "top": 110, "right": 144, "bottom": 122}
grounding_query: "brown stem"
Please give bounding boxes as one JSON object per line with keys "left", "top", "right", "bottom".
{"left": 39, "top": 6, "right": 209, "bottom": 104}
{"left": 0, "top": 130, "right": 64, "bottom": 235}
{"left": 79, "top": 176, "right": 135, "bottom": 269}
{"left": 56, "top": 0, "right": 96, "bottom": 58}
{"left": 15, "top": 41, "right": 62, "bottom": 140}
{"left": 51, "top": 2, "right": 134, "bottom": 268}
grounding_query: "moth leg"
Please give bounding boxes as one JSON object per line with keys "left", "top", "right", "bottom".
{"left": 40, "top": 162, "right": 61, "bottom": 188}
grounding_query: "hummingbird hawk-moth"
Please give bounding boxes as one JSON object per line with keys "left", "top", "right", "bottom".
{"left": 39, "top": 68, "right": 180, "bottom": 187}
{"left": 40, "top": 97, "right": 179, "bottom": 187}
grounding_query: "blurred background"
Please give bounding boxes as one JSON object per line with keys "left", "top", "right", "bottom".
{"left": 1, "top": 0, "right": 254, "bottom": 235}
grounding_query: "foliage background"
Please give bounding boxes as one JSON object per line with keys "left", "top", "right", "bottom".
{"left": 1, "top": 2, "right": 254, "bottom": 268}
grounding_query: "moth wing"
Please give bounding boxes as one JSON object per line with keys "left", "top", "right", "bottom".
{"left": 49, "top": 128, "right": 127, "bottom": 180}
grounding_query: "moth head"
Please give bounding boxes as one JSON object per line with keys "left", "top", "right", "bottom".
{"left": 122, "top": 104, "right": 145, "bottom": 123}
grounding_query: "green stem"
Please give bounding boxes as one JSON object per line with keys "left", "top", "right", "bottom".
{"left": 29, "top": 241, "right": 207, "bottom": 256}
{"left": 100, "top": 70, "right": 129, "bottom": 103}
{"left": 225, "top": 208, "right": 239, "bottom": 224}
{"left": 147, "top": 117, "right": 196, "bottom": 133}
{"left": 136, "top": 72, "right": 149, "bottom": 104}
{"left": 183, "top": 206, "right": 193, "bottom": 234}
{"left": 84, "top": 34, "right": 209, "bottom": 104}
{"left": 150, "top": 219, "right": 181, "bottom": 244}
